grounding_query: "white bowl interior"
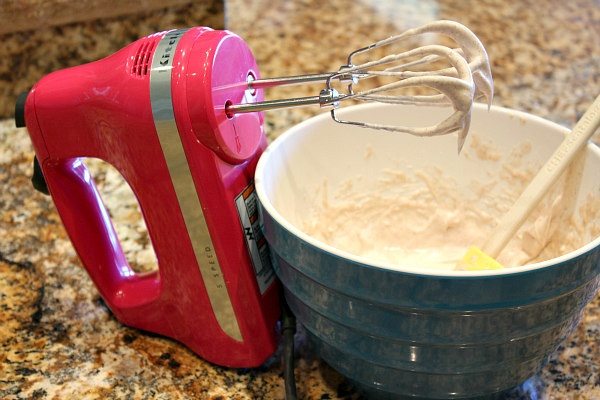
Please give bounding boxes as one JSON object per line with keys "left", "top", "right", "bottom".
{"left": 256, "top": 103, "right": 600, "bottom": 275}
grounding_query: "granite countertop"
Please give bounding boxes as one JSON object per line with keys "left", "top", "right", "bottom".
{"left": 0, "top": 0, "right": 191, "bottom": 35}
{"left": 0, "top": 1, "right": 224, "bottom": 118}
{"left": 1, "top": 0, "right": 599, "bottom": 399}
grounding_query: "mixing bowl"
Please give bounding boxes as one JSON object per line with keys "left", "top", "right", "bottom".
{"left": 255, "top": 103, "right": 600, "bottom": 399}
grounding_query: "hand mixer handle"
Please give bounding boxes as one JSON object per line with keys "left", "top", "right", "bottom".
{"left": 41, "top": 158, "right": 162, "bottom": 311}
{"left": 20, "top": 72, "right": 165, "bottom": 325}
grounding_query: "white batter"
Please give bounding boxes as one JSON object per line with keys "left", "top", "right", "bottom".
{"left": 301, "top": 137, "right": 599, "bottom": 270}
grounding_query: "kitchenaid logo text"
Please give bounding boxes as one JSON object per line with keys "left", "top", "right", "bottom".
{"left": 159, "top": 30, "right": 186, "bottom": 67}
{"left": 545, "top": 101, "right": 599, "bottom": 174}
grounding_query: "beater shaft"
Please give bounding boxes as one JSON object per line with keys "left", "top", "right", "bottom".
{"left": 227, "top": 95, "right": 323, "bottom": 114}
{"left": 248, "top": 72, "right": 334, "bottom": 90}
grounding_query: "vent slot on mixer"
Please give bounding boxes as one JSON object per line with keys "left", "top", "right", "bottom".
{"left": 130, "top": 39, "right": 157, "bottom": 77}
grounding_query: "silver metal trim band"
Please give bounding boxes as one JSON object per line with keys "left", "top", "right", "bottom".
{"left": 149, "top": 29, "right": 243, "bottom": 341}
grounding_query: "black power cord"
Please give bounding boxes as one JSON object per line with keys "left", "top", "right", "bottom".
{"left": 281, "top": 297, "right": 298, "bottom": 400}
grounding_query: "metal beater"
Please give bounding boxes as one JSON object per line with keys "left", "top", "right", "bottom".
{"left": 226, "top": 20, "right": 494, "bottom": 152}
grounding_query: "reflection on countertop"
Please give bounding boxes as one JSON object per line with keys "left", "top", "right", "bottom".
{"left": 1, "top": 0, "right": 599, "bottom": 399}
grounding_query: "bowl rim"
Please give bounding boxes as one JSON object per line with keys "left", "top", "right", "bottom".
{"left": 255, "top": 102, "right": 600, "bottom": 277}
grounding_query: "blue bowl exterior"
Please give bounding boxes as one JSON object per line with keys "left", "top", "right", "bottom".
{"left": 261, "top": 208, "right": 600, "bottom": 398}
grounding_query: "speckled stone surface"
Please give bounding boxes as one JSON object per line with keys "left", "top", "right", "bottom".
{"left": 0, "top": 0, "right": 192, "bottom": 35}
{"left": 0, "top": 0, "right": 223, "bottom": 118}
{"left": 1, "top": 0, "right": 599, "bottom": 399}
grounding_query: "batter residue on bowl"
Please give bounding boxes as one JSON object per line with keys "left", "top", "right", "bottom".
{"left": 301, "top": 135, "right": 600, "bottom": 270}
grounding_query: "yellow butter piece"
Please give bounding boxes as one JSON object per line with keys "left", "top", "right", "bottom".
{"left": 458, "top": 246, "right": 504, "bottom": 271}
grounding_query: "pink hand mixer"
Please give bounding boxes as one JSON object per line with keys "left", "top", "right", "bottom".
{"left": 15, "top": 22, "right": 492, "bottom": 367}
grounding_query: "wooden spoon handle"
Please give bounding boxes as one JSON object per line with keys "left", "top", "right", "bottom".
{"left": 482, "top": 95, "right": 600, "bottom": 258}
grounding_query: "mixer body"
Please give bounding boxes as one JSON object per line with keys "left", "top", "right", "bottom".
{"left": 21, "top": 27, "right": 280, "bottom": 367}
